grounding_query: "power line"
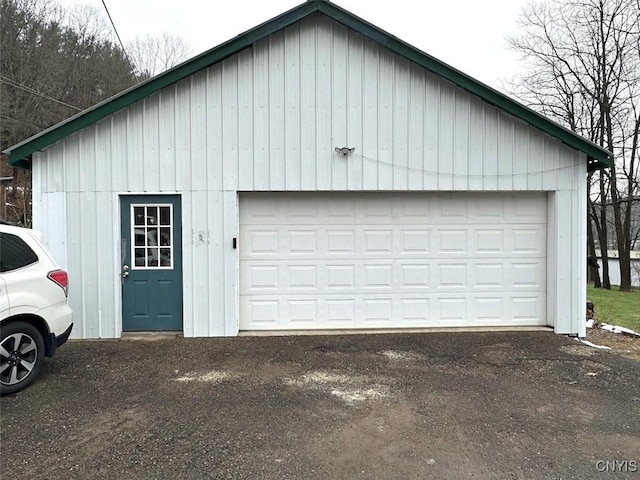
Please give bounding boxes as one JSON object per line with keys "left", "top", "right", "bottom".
{"left": 100, "top": 0, "right": 139, "bottom": 83}
{"left": 0, "top": 76, "right": 82, "bottom": 111}
{"left": 356, "top": 152, "right": 588, "bottom": 178}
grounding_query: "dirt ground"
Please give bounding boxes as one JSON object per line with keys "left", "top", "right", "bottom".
{"left": 587, "top": 327, "right": 640, "bottom": 361}
{"left": 1, "top": 331, "right": 639, "bottom": 480}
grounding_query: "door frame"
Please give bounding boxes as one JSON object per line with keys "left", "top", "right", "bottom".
{"left": 117, "top": 193, "right": 183, "bottom": 334}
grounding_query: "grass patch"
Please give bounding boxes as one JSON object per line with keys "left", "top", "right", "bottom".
{"left": 586, "top": 285, "right": 640, "bottom": 332}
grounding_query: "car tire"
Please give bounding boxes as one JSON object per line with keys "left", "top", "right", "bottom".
{"left": 0, "top": 321, "right": 45, "bottom": 396}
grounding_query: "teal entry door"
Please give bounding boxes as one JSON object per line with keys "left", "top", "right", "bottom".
{"left": 120, "top": 195, "right": 183, "bottom": 331}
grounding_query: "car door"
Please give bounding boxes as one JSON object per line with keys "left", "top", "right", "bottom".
{"left": 0, "top": 275, "right": 8, "bottom": 319}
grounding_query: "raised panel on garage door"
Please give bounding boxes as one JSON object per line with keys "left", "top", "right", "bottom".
{"left": 239, "top": 192, "right": 546, "bottom": 330}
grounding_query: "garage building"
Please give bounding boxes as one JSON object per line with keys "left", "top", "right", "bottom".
{"left": 4, "top": 0, "right": 611, "bottom": 339}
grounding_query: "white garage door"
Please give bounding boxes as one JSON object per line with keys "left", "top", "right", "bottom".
{"left": 239, "top": 193, "right": 546, "bottom": 331}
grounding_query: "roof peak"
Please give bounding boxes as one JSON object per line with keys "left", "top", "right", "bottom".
{"left": 3, "top": 0, "right": 611, "bottom": 170}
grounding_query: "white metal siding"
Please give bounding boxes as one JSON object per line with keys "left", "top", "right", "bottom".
{"left": 32, "top": 15, "right": 587, "bottom": 338}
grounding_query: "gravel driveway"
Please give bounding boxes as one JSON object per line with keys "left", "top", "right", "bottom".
{"left": 1, "top": 331, "right": 639, "bottom": 479}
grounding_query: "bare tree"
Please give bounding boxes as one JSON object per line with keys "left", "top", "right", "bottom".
{"left": 64, "top": 3, "right": 111, "bottom": 42}
{"left": 507, "top": 0, "right": 640, "bottom": 291}
{"left": 126, "top": 33, "right": 193, "bottom": 78}
{"left": 0, "top": 0, "right": 138, "bottom": 225}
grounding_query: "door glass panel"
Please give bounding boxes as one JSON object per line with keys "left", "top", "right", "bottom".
{"left": 134, "top": 207, "right": 145, "bottom": 225}
{"left": 134, "top": 248, "right": 146, "bottom": 266}
{"left": 146, "top": 206, "right": 158, "bottom": 225}
{"left": 160, "top": 248, "right": 171, "bottom": 266}
{"left": 148, "top": 248, "right": 159, "bottom": 266}
{"left": 160, "top": 207, "right": 171, "bottom": 226}
{"left": 134, "top": 230, "right": 145, "bottom": 246}
{"left": 131, "top": 204, "right": 173, "bottom": 269}
{"left": 160, "top": 227, "right": 171, "bottom": 246}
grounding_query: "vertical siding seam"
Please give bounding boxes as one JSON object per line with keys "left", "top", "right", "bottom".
{"left": 436, "top": 79, "right": 441, "bottom": 190}
{"left": 206, "top": 69, "right": 213, "bottom": 336}
{"left": 496, "top": 110, "right": 500, "bottom": 189}
{"left": 510, "top": 121, "right": 515, "bottom": 187}
{"left": 280, "top": 32, "right": 287, "bottom": 190}
{"left": 314, "top": 21, "right": 319, "bottom": 190}
{"left": 283, "top": 36, "right": 288, "bottom": 190}
{"left": 95, "top": 188, "right": 102, "bottom": 336}
{"left": 109, "top": 116, "right": 114, "bottom": 192}
{"left": 330, "top": 21, "right": 334, "bottom": 190}
{"left": 466, "top": 93, "right": 471, "bottom": 190}
{"left": 212, "top": 67, "right": 218, "bottom": 197}
{"left": 251, "top": 49, "right": 256, "bottom": 190}
{"left": 187, "top": 78, "right": 193, "bottom": 190}
{"left": 61, "top": 140, "right": 66, "bottom": 194}
{"left": 157, "top": 91, "right": 162, "bottom": 191}
{"left": 360, "top": 35, "right": 365, "bottom": 191}
{"left": 406, "top": 64, "right": 411, "bottom": 189}
{"left": 187, "top": 78, "right": 195, "bottom": 332}
{"left": 172, "top": 84, "right": 179, "bottom": 189}
{"left": 75, "top": 135, "right": 80, "bottom": 195}
{"left": 92, "top": 127, "right": 102, "bottom": 335}
{"left": 209, "top": 68, "right": 214, "bottom": 336}
{"left": 421, "top": 71, "right": 426, "bottom": 190}
{"left": 481, "top": 104, "right": 486, "bottom": 190}
{"left": 236, "top": 58, "right": 242, "bottom": 190}
{"left": 81, "top": 133, "right": 85, "bottom": 193}
{"left": 524, "top": 127, "right": 530, "bottom": 190}
{"left": 391, "top": 54, "right": 396, "bottom": 190}
{"left": 157, "top": 91, "right": 161, "bottom": 191}
{"left": 142, "top": 99, "right": 147, "bottom": 189}
{"left": 126, "top": 107, "right": 131, "bottom": 191}
{"left": 408, "top": 64, "right": 412, "bottom": 189}
{"left": 359, "top": 35, "right": 364, "bottom": 189}
{"left": 317, "top": 22, "right": 323, "bottom": 190}
{"left": 452, "top": 88, "right": 456, "bottom": 185}
{"left": 376, "top": 44, "right": 380, "bottom": 188}
{"left": 93, "top": 126, "right": 99, "bottom": 193}
{"left": 79, "top": 194, "right": 87, "bottom": 337}
{"left": 267, "top": 38, "right": 272, "bottom": 188}
{"left": 298, "top": 25, "right": 303, "bottom": 189}
{"left": 345, "top": 27, "right": 350, "bottom": 188}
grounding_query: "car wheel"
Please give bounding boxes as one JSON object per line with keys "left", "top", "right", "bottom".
{"left": 0, "top": 321, "right": 45, "bottom": 396}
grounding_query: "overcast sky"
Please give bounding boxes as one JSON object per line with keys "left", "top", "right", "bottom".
{"left": 60, "top": 0, "right": 528, "bottom": 91}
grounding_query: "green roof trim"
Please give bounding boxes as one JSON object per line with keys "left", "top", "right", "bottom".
{"left": 4, "top": 0, "right": 612, "bottom": 171}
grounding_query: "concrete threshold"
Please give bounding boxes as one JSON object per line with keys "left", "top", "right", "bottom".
{"left": 120, "top": 331, "right": 183, "bottom": 341}
{"left": 239, "top": 326, "right": 554, "bottom": 337}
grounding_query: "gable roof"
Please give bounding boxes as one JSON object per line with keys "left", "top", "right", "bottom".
{"left": 4, "top": 0, "right": 612, "bottom": 170}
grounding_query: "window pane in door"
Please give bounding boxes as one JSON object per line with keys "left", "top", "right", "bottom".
{"left": 147, "top": 228, "right": 159, "bottom": 246}
{"left": 134, "top": 229, "right": 145, "bottom": 246}
{"left": 160, "top": 248, "right": 171, "bottom": 266}
{"left": 134, "top": 248, "right": 146, "bottom": 266}
{"left": 160, "top": 227, "right": 171, "bottom": 246}
{"left": 147, "top": 248, "right": 159, "bottom": 266}
{"left": 134, "top": 207, "right": 145, "bottom": 225}
{"left": 160, "top": 207, "right": 171, "bottom": 226}
{"left": 146, "top": 206, "right": 158, "bottom": 225}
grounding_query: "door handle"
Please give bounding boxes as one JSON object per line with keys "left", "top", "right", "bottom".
{"left": 121, "top": 264, "right": 130, "bottom": 278}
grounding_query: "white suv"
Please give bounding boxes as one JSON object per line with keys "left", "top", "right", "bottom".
{"left": 0, "top": 224, "right": 73, "bottom": 396}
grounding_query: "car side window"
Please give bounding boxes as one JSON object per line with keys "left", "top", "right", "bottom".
{"left": 0, "top": 233, "right": 39, "bottom": 272}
